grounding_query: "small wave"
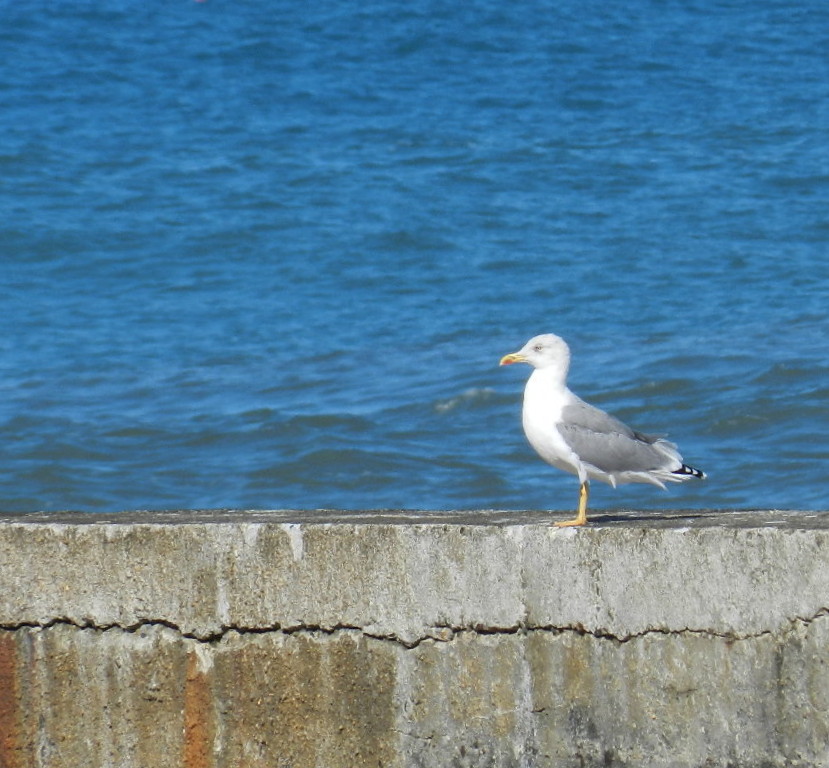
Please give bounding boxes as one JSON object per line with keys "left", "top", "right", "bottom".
{"left": 434, "top": 387, "right": 497, "bottom": 413}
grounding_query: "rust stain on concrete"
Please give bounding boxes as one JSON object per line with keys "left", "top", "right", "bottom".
{"left": 182, "top": 649, "right": 213, "bottom": 768}
{"left": 0, "top": 633, "right": 20, "bottom": 768}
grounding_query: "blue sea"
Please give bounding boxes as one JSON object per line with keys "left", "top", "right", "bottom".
{"left": 2, "top": 1, "right": 827, "bottom": 515}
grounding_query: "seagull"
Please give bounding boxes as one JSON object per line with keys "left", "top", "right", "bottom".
{"left": 500, "top": 333, "right": 705, "bottom": 526}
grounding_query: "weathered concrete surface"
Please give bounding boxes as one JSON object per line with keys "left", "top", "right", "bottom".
{"left": 0, "top": 509, "right": 828, "bottom": 767}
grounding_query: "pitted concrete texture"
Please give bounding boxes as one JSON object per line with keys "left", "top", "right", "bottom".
{"left": 0, "top": 509, "right": 828, "bottom": 767}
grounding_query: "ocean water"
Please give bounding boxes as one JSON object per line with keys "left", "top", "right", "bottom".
{"left": 1, "top": 1, "right": 827, "bottom": 514}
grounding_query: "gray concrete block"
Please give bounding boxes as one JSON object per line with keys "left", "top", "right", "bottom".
{"left": 0, "top": 509, "right": 828, "bottom": 767}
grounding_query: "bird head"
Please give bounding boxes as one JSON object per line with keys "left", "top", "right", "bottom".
{"left": 499, "top": 334, "right": 571, "bottom": 374}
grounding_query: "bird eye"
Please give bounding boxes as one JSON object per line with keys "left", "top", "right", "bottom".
{"left": 533, "top": 344, "right": 543, "bottom": 352}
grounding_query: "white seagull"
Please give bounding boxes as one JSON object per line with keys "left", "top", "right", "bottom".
{"left": 500, "top": 333, "right": 705, "bottom": 526}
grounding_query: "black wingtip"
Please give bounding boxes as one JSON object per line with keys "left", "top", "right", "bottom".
{"left": 673, "top": 463, "right": 706, "bottom": 480}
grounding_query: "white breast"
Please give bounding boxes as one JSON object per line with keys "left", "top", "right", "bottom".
{"left": 521, "top": 370, "right": 583, "bottom": 480}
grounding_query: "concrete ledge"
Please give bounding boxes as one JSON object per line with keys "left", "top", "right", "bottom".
{"left": 1, "top": 509, "right": 828, "bottom": 767}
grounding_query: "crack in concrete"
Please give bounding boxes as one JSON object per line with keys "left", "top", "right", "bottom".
{"left": 1, "top": 608, "right": 828, "bottom": 648}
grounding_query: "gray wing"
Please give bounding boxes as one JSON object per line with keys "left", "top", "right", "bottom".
{"left": 557, "top": 399, "right": 674, "bottom": 474}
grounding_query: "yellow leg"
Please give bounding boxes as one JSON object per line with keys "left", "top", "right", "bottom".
{"left": 554, "top": 481, "right": 589, "bottom": 527}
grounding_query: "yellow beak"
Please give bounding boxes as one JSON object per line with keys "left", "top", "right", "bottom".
{"left": 499, "top": 352, "right": 526, "bottom": 366}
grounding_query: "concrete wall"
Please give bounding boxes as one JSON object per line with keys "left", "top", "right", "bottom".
{"left": 1, "top": 509, "right": 828, "bottom": 768}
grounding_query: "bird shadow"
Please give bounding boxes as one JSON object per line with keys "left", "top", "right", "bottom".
{"left": 585, "top": 509, "right": 721, "bottom": 526}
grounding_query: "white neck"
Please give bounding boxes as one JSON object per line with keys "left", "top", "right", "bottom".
{"left": 531, "top": 356, "right": 570, "bottom": 389}
{"left": 523, "top": 364, "right": 570, "bottom": 416}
